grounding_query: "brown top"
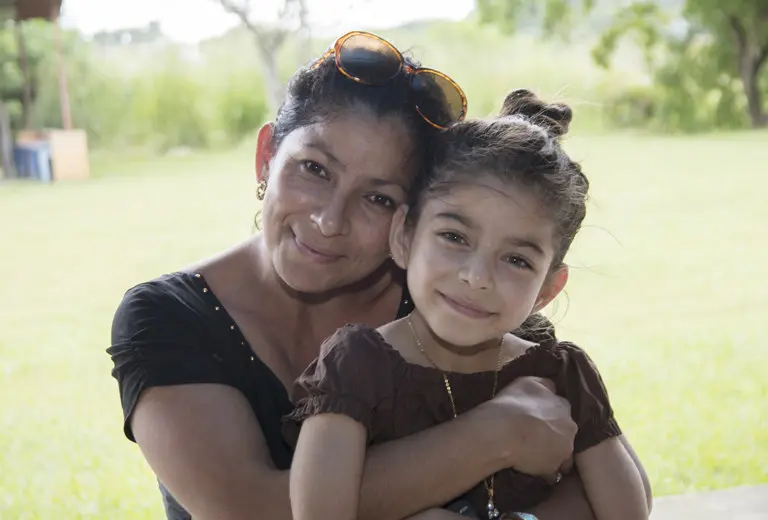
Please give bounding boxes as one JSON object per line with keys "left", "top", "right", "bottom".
{"left": 283, "top": 323, "right": 622, "bottom": 514}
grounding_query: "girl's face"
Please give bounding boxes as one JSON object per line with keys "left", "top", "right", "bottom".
{"left": 256, "top": 109, "right": 419, "bottom": 294}
{"left": 391, "top": 175, "right": 568, "bottom": 348}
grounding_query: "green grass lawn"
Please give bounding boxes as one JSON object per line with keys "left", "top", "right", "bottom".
{"left": 1, "top": 132, "right": 766, "bottom": 518}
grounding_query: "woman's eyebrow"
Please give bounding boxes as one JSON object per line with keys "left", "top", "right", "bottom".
{"left": 305, "top": 141, "right": 346, "bottom": 170}
{"left": 369, "top": 178, "right": 407, "bottom": 191}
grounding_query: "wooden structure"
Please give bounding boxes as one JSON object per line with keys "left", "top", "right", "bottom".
{"left": 0, "top": 0, "right": 62, "bottom": 21}
{"left": 0, "top": 0, "right": 67, "bottom": 179}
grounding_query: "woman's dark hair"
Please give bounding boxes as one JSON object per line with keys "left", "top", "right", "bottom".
{"left": 271, "top": 54, "right": 438, "bottom": 172}
{"left": 407, "top": 89, "right": 590, "bottom": 271}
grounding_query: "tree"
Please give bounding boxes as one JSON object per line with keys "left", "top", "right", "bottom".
{"left": 212, "top": 0, "right": 308, "bottom": 114}
{"left": 476, "top": 0, "right": 768, "bottom": 129}
{"left": 0, "top": 21, "right": 48, "bottom": 130}
{"left": 692, "top": 0, "right": 768, "bottom": 127}
{"left": 476, "top": 0, "right": 596, "bottom": 36}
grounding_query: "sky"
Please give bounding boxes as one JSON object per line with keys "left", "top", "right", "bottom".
{"left": 60, "top": 0, "right": 476, "bottom": 44}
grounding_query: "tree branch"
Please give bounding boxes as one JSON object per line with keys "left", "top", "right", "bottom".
{"left": 728, "top": 15, "right": 747, "bottom": 52}
{"left": 214, "top": 0, "right": 287, "bottom": 54}
{"left": 757, "top": 44, "right": 768, "bottom": 71}
{"left": 217, "top": 0, "right": 259, "bottom": 35}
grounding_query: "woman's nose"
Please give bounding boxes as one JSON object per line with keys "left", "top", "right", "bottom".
{"left": 310, "top": 198, "right": 348, "bottom": 237}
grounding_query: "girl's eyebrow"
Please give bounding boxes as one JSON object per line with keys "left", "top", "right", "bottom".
{"left": 434, "top": 211, "right": 474, "bottom": 228}
{"left": 505, "top": 237, "right": 545, "bottom": 257}
{"left": 435, "top": 211, "right": 546, "bottom": 256}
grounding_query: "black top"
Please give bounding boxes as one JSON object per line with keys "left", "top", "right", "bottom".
{"left": 107, "top": 271, "right": 415, "bottom": 520}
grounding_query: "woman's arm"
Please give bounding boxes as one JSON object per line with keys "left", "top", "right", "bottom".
{"left": 131, "top": 384, "right": 290, "bottom": 520}
{"left": 131, "top": 377, "right": 577, "bottom": 520}
{"left": 291, "top": 414, "right": 367, "bottom": 520}
{"left": 528, "top": 472, "right": 594, "bottom": 520}
{"left": 575, "top": 437, "right": 649, "bottom": 520}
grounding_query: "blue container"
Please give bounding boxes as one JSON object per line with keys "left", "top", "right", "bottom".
{"left": 12, "top": 141, "right": 52, "bottom": 182}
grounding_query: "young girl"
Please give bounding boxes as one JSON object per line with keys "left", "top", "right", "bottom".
{"left": 283, "top": 90, "right": 649, "bottom": 520}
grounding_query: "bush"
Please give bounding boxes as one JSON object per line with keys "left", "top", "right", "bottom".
{"left": 27, "top": 33, "right": 269, "bottom": 152}
{"left": 606, "top": 85, "right": 659, "bottom": 128}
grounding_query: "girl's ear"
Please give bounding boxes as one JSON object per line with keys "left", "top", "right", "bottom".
{"left": 389, "top": 205, "right": 412, "bottom": 270}
{"left": 532, "top": 265, "right": 568, "bottom": 313}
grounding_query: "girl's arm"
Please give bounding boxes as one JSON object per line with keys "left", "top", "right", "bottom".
{"left": 575, "top": 436, "right": 649, "bottom": 520}
{"left": 291, "top": 413, "right": 367, "bottom": 520}
{"left": 620, "top": 435, "right": 653, "bottom": 511}
{"left": 529, "top": 436, "right": 652, "bottom": 520}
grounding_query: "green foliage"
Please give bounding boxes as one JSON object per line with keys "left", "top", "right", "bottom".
{"left": 13, "top": 18, "right": 638, "bottom": 152}
{"left": 593, "top": 0, "right": 767, "bottom": 130}
{"left": 590, "top": 2, "right": 668, "bottom": 70}
{"left": 5, "top": 7, "right": 764, "bottom": 152}
{"left": 477, "top": 0, "right": 768, "bottom": 131}
{"left": 0, "top": 20, "right": 55, "bottom": 128}
{"left": 378, "top": 20, "right": 639, "bottom": 133}
{"left": 476, "top": 0, "right": 596, "bottom": 36}
{"left": 27, "top": 36, "right": 269, "bottom": 151}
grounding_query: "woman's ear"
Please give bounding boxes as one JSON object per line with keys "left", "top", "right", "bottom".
{"left": 389, "top": 205, "right": 412, "bottom": 270}
{"left": 255, "top": 123, "right": 275, "bottom": 184}
{"left": 532, "top": 265, "right": 569, "bottom": 313}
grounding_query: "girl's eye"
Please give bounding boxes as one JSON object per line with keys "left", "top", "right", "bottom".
{"left": 504, "top": 255, "right": 532, "bottom": 270}
{"left": 301, "top": 160, "right": 328, "bottom": 179}
{"left": 366, "top": 194, "right": 395, "bottom": 209}
{"left": 438, "top": 231, "right": 467, "bottom": 245}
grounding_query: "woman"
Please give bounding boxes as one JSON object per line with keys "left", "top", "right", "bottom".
{"left": 108, "top": 32, "right": 650, "bottom": 520}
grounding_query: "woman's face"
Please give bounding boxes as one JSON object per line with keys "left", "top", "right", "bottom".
{"left": 257, "top": 109, "right": 420, "bottom": 294}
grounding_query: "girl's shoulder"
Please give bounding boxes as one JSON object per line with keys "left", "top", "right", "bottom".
{"left": 318, "top": 323, "right": 397, "bottom": 362}
{"left": 285, "top": 324, "right": 398, "bottom": 442}
{"left": 304, "top": 324, "right": 403, "bottom": 392}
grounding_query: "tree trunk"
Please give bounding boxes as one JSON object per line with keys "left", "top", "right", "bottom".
{"left": 53, "top": 9, "right": 73, "bottom": 130}
{"left": 739, "top": 49, "right": 767, "bottom": 128}
{"left": 215, "top": 0, "right": 299, "bottom": 117}
{"left": 730, "top": 16, "right": 767, "bottom": 128}
{"left": 15, "top": 22, "right": 34, "bottom": 130}
{"left": 0, "top": 100, "right": 15, "bottom": 179}
{"left": 255, "top": 39, "right": 285, "bottom": 116}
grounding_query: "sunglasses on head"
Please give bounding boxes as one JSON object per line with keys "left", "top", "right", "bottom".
{"left": 314, "top": 31, "right": 468, "bottom": 130}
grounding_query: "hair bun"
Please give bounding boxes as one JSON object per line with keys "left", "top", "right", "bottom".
{"left": 499, "top": 89, "right": 573, "bottom": 138}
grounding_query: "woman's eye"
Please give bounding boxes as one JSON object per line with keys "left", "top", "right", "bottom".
{"left": 505, "top": 255, "right": 532, "bottom": 270}
{"left": 301, "top": 160, "right": 328, "bottom": 179}
{"left": 366, "top": 194, "right": 395, "bottom": 209}
{"left": 438, "top": 231, "right": 467, "bottom": 245}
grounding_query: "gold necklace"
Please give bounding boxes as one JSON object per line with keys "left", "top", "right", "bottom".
{"left": 407, "top": 316, "right": 504, "bottom": 520}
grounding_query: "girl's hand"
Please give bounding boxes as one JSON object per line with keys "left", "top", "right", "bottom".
{"left": 477, "top": 376, "right": 576, "bottom": 479}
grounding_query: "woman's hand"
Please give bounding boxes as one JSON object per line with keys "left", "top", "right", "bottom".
{"left": 477, "top": 376, "right": 577, "bottom": 479}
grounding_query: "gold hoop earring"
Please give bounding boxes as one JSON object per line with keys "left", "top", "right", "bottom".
{"left": 253, "top": 210, "right": 262, "bottom": 231}
{"left": 256, "top": 181, "right": 267, "bottom": 201}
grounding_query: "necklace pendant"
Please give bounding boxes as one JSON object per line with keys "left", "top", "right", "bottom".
{"left": 487, "top": 499, "right": 500, "bottom": 519}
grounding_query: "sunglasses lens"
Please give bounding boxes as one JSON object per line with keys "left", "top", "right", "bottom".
{"left": 338, "top": 33, "right": 402, "bottom": 84}
{"left": 411, "top": 70, "right": 467, "bottom": 128}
